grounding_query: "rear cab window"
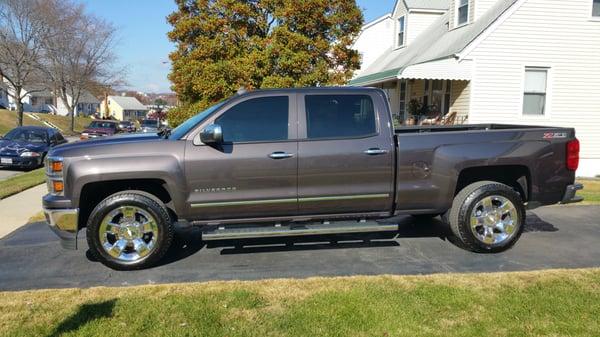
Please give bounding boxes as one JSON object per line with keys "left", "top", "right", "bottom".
{"left": 303, "top": 94, "right": 377, "bottom": 139}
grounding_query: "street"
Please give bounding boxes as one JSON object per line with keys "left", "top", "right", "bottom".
{"left": 0, "top": 205, "right": 598, "bottom": 291}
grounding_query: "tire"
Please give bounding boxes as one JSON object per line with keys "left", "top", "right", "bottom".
{"left": 445, "top": 181, "right": 525, "bottom": 253}
{"left": 86, "top": 191, "right": 174, "bottom": 270}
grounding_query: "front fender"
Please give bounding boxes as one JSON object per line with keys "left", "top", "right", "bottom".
{"left": 65, "top": 154, "right": 188, "bottom": 214}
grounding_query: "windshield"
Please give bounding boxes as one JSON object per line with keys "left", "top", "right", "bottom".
{"left": 169, "top": 101, "right": 226, "bottom": 140}
{"left": 141, "top": 119, "right": 158, "bottom": 127}
{"left": 89, "top": 121, "right": 117, "bottom": 129}
{"left": 3, "top": 128, "right": 48, "bottom": 143}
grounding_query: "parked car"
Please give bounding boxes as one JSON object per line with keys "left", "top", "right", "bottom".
{"left": 140, "top": 119, "right": 160, "bottom": 133}
{"left": 80, "top": 120, "right": 120, "bottom": 140}
{"left": 0, "top": 126, "right": 67, "bottom": 169}
{"left": 117, "top": 120, "right": 136, "bottom": 133}
{"left": 43, "top": 87, "right": 582, "bottom": 270}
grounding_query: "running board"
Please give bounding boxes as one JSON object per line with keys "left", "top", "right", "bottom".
{"left": 202, "top": 221, "right": 398, "bottom": 241}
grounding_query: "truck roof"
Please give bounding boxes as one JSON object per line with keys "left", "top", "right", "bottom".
{"left": 234, "top": 86, "right": 382, "bottom": 97}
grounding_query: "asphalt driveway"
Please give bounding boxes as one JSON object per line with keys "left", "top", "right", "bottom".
{"left": 0, "top": 205, "right": 599, "bottom": 291}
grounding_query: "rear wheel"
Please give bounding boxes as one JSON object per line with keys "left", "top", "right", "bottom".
{"left": 86, "top": 191, "right": 174, "bottom": 270}
{"left": 445, "top": 181, "right": 525, "bottom": 253}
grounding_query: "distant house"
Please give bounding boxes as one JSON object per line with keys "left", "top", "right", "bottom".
{"left": 100, "top": 95, "right": 148, "bottom": 121}
{"left": 56, "top": 91, "right": 100, "bottom": 117}
{"left": 351, "top": 0, "right": 600, "bottom": 177}
{"left": 7, "top": 87, "right": 54, "bottom": 113}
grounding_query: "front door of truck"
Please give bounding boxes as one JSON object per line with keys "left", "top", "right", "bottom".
{"left": 297, "top": 92, "right": 395, "bottom": 215}
{"left": 185, "top": 94, "right": 298, "bottom": 221}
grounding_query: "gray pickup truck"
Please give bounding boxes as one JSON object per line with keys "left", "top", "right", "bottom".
{"left": 43, "top": 87, "right": 583, "bottom": 270}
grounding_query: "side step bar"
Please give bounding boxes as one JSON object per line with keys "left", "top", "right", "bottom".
{"left": 202, "top": 221, "right": 399, "bottom": 241}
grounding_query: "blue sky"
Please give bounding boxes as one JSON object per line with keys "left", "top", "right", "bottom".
{"left": 77, "top": 0, "right": 396, "bottom": 93}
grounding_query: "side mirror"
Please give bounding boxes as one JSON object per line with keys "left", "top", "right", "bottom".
{"left": 199, "top": 124, "right": 223, "bottom": 145}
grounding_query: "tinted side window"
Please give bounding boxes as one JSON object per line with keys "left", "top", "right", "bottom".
{"left": 305, "top": 95, "right": 376, "bottom": 139}
{"left": 56, "top": 132, "right": 65, "bottom": 142}
{"left": 216, "top": 96, "right": 289, "bottom": 143}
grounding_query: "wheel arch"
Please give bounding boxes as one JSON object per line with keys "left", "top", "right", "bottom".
{"left": 454, "top": 165, "right": 531, "bottom": 202}
{"left": 78, "top": 179, "right": 177, "bottom": 229}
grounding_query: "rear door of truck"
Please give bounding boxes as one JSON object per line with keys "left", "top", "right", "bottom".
{"left": 296, "top": 90, "right": 395, "bottom": 216}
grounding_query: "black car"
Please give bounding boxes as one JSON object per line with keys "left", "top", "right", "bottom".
{"left": 0, "top": 126, "right": 67, "bottom": 169}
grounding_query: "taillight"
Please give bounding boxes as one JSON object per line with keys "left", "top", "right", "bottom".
{"left": 566, "top": 139, "right": 580, "bottom": 171}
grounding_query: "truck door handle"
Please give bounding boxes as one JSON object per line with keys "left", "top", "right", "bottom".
{"left": 364, "top": 148, "right": 388, "bottom": 156}
{"left": 269, "top": 152, "right": 295, "bottom": 159}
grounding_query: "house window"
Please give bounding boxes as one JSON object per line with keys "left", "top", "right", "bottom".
{"left": 397, "top": 16, "right": 405, "bottom": 47}
{"left": 430, "top": 80, "right": 444, "bottom": 113}
{"left": 594, "top": 0, "right": 600, "bottom": 17}
{"left": 444, "top": 80, "right": 452, "bottom": 114}
{"left": 523, "top": 68, "right": 548, "bottom": 115}
{"left": 399, "top": 81, "right": 407, "bottom": 119}
{"left": 457, "top": 0, "right": 469, "bottom": 26}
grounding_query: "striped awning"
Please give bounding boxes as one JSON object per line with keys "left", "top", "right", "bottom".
{"left": 399, "top": 58, "right": 473, "bottom": 81}
{"left": 349, "top": 58, "right": 472, "bottom": 86}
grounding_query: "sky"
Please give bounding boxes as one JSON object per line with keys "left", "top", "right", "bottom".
{"left": 76, "top": 0, "right": 396, "bottom": 94}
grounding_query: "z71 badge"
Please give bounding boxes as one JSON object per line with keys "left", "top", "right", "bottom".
{"left": 543, "top": 132, "right": 568, "bottom": 139}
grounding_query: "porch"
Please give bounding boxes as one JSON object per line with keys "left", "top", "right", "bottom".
{"left": 374, "top": 78, "right": 470, "bottom": 127}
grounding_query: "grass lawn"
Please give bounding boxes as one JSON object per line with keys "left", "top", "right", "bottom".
{"left": 577, "top": 179, "right": 600, "bottom": 205}
{"left": 0, "top": 269, "right": 598, "bottom": 337}
{"left": 0, "top": 109, "right": 92, "bottom": 136}
{"left": 0, "top": 168, "right": 45, "bottom": 200}
{"left": 33, "top": 113, "right": 92, "bottom": 136}
{"left": 0, "top": 109, "right": 45, "bottom": 135}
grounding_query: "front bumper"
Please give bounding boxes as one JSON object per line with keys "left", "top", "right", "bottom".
{"left": 44, "top": 208, "right": 79, "bottom": 250}
{"left": 560, "top": 183, "right": 584, "bottom": 204}
{"left": 0, "top": 156, "right": 42, "bottom": 169}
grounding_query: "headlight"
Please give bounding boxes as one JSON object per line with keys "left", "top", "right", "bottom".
{"left": 81, "top": 132, "right": 89, "bottom": 136}
{"left": 20, "top": 151, "right": 41, "bottom": 157}
{"left": 47, "top": 157, "right": 63, "bottom": 174}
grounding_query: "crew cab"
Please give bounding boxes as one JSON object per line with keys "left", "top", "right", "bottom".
{"left": 43, "top": 87, "right": 583, "bottom": 270}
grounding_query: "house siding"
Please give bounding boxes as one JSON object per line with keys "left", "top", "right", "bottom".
{"left": 353, "top": 16, "right": 394, "bottom": 76}
{"left": 474, "top": 0, "right": 498, "bottom": 21}
{"left": 465, "top": 0, "right": 600, "bottom": 176}
{"left": 406, "top": 12, "right": 445, "bottom": 45}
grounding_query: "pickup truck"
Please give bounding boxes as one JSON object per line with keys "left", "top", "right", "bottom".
{"left": 42, "top": 87, "right": 583, "bottom": 270}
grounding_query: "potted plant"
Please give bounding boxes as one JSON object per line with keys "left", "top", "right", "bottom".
{"left": 407, "top": 99, "right": 424, "bottom": 125}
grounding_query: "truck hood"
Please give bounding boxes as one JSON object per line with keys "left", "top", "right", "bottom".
{"left": 49, "top": 133, "right": 163, "bottom": 158}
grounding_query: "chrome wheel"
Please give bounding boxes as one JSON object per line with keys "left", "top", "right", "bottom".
{"left": 99, "top": 206, "right": 159, "bottom": 263}
{"left": 469, "top": 195, "right": 519, "bottom": 246}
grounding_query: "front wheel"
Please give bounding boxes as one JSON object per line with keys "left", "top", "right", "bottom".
{"left": 86, "top": 191, "right": 174, "bottom": 270}
{"left": 445, "top": 181, "right": 525, "bottom": 253}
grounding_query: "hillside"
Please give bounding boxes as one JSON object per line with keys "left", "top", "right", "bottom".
{"left": 0, "top": 109, "right": 92, "bottom": 136}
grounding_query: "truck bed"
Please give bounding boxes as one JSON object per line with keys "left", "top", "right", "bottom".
{"left": 393, "top": 123, "right": 576, "bottom": 214}
{"left": 395, "top": 124, "right": 555, "bottom": 134}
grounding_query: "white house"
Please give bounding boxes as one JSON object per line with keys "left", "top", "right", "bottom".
{"left": 55, "top": 91, "right": 100, "bottom": 117}
{"left": 8, "top": 87, "right": 54, "bottom": 113}
{"left": 350, "top": 0, "right": 600, "bottom": 177}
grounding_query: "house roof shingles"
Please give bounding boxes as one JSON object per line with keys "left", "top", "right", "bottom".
{"left": 351, "top": 0, "right": 519, "bottom": 85}
{"left": 109, "top": 96, "right": 147, "bottom": 110}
